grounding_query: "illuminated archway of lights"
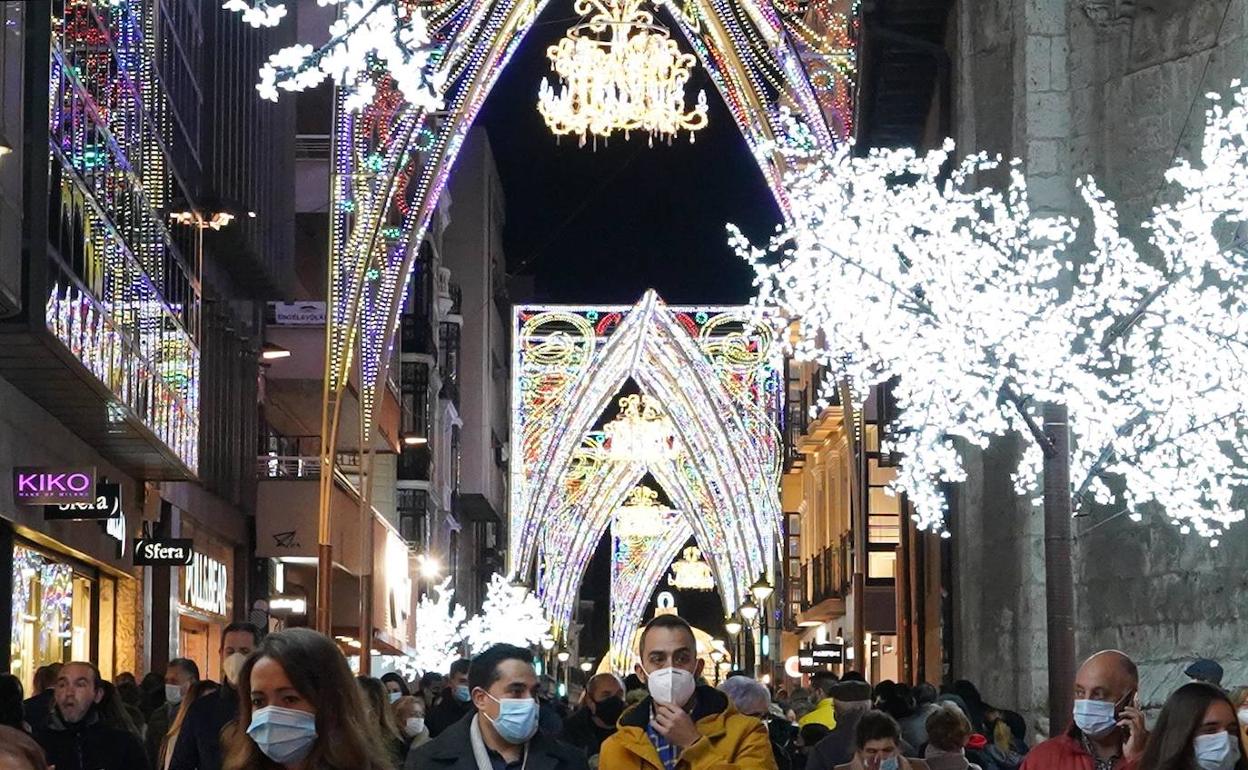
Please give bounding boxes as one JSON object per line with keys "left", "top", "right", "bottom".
{"left": 513, "top": 291, "right": 784, "bottom": 634}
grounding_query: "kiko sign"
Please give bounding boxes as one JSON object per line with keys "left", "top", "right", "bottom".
{"left": 14, "top": 467, "right": 96, "bottom": 505}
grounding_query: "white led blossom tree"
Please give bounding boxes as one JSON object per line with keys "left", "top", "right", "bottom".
{"left": 739, "top": 82, "right": 1248, "bottom": 539}
{"left": 462, "top": 573, "right": 556, "bottom": 654}
{"left": 222, "top": 0, "right": 447, "bottom": 112}
{"left": 406, "top": 576, "right": 466, "bottom": 678}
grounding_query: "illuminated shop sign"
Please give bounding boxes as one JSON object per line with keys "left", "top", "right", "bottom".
{"left": 14, "top": 467, "right": 96, "bottom": 505}
{"left": 183, "top": 552, "right": 229, "bottom": 616}
{"left": 133, "top": 538, "right": 195, "bottom": 566}
{"left": 44, "top": 482, "right": 121, "bottom": 521}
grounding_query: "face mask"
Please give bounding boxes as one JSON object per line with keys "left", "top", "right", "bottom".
{"left": 1238, "top": 709, "right": 1248, "bottom": 729}
{"left": 1073, "top": 699, "right": 1118, "bottom": 738}
{"left": 388, "top": 691, "right": 402, "bottom": 704}
{"left": 404, "top": 717, "right": 426, "bottom": 737}
{"left": 594, "top": 695, "right": 625, "bottom": 725}
{"left": 165, "top": 683, "right": 185, "bottom": 705}
{"left": 454, "top": 684, "right": 472, "bottom": 703}
{"left": 247, "top": 705, "right": 318, "bottom": 764}
{"left": 1194, "top": 732, "right": 1241, "bottom": 770}
{"left": 881, "top": 756, "right": 901, "bottom": 770}
{"left": 644, "top": 667, "right": 696, "bottom": 707}
{"left": 223, "top": 652, "right": 247, "bottom": 685}
{"left": 484, "top": 694, "right": 540, "bottom": 745}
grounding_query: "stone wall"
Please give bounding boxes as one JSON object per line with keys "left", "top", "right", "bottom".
{"left": 949, "top": 0, "right": 1248, "bottom": 736}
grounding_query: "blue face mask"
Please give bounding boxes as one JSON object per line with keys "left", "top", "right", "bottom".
{"left": 881, "top": 756, "right": 901, "bottom": 770}
{"left": 484, "top": 693, "right": 540, "bottom": 745}
{"left": 247, "top": 705, "right": 318, "bottom": 764}
{"left": 388, "top": 691, "right": 402, "bottom": 704}
{"left": 454, "top": 684, "right": 472, "bottom": 703}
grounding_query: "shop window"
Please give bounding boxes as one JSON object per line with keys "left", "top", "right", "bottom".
{"left": 10, "top": 544, "right": 94, "bottom": 694}
{"left": 867, "top": 550, "right": 896, "bottom": 580}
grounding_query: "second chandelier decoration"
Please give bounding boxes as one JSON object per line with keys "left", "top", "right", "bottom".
{"left": 538, "top": 0, "right": 709, "bottom": 146}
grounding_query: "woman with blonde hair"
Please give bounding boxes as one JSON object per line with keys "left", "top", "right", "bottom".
{"left": 222, "top": 628, "right": 391, "bottom": 770}
{"left": 159, "top": 680, "right": 220, "bottom": 770}
{"left": 357, "top": 676, "right": 407, "bottom": 768}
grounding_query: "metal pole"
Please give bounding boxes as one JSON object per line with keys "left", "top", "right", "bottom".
{"left": 1043, "top": 403, "right": 1076, "bottom": 733}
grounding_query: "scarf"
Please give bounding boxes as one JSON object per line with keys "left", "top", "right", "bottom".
{"left": 469, "top": 714, "right": 528, "bottom": 770}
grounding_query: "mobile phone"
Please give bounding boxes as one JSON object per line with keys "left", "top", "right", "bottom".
{"left": 1114, "top": 689, "right": 1137, "bottom": 721}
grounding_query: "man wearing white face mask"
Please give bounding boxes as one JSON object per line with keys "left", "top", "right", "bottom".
{"left": 146, "top": 658, "right": 200, "bottom": 768}
{"left": 406, "top": 643, "right": 588, "bottom": 770}
{"left": 599, "top": 614, "right": 778, "bottom": 769}
{"left": 1021, "top": 650, "right": 1147, "bottom": 770}
{"left": 169, "top": 621, "right": 260, "bottom": 770}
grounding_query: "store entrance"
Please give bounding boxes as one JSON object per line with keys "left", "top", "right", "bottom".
{"left": 177, "top": 614, "right": 221, "bottom": 681}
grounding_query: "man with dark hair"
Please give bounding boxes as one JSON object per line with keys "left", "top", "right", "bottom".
{"left": 33, "top": 661, "right": 148, "bottom": 770}
{"left": 800, "top": 672, "right": 841, "bottom": 730}
{"left": 563, "top": 672, "right": 626, "bottom": 761}
{"left": 147, "top": 657, "right": 201, "bottom": 767}
{"left": 22, "top": 662, "right": 62, "bottom": 731}
{"left": 169, "top": 620, "right": 261, "bottom": 770}
{"left": 1020, "top": 650, "right": 1146, "bottom": 770}
{"left": 599, "top": 613, "right": 777, "bottom": 769}
{"left": 833, "top": 710, "right": 927, "bottom": 770}
{"left": 806, "top": 678, "right": 875, "bottom": 770}
{"left": 427, "top": 658, "right": 475, "bottom": 737}
{"left": 406, "top": 643, "right": 588, "bottom": 770}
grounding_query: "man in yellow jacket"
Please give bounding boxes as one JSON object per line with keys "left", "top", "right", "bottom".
{"left": 598, "top": 614, "right": 778, "bottom": 770}
{"left": 798, "top": 672, "right": 840, "bottom": 730}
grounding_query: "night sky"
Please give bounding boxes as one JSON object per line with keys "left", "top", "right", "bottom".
{"left": 478, "top": 0, "right": 781, "bottom": 665}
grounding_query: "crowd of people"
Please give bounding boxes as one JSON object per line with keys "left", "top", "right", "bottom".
{"left": 1, "top": 614, "right": 1244, "bottom": 770}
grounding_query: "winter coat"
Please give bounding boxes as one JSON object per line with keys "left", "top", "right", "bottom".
{"left": 34, "top": 707, "right": 148, "bottom": 770}
{"left": 168, "top": 684, "right": 238, "bottom": 770}
{"left": 597, "top": 685, "right": 779, "bottom": 770}
{"left": 404, "top": 711, "right": 589, "bottom": 770}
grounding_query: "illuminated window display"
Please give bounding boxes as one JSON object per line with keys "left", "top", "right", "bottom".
{"left": 9, "top": 544, "right": 94, "bottom": 694}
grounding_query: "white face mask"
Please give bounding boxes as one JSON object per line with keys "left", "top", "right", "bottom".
{"left": 165, "top": 683, "right": 185, "bottom": 705}
{"left": 1194, "top": 731, "right": 1241, "bottom": 770}
{"left": 1238, "top": 709, "right": 1248, "bottom": 728}
{"left": 644, "top": 667, "right": 696, "bottom": 707}
{"left": 404, "top": 717, "right": 426, "bottom": 737}
{"left": 1072, "top": 699, "right": 1118, "bottom": 738}
{"left": 222, "top": 652, "right": 247, "bottom": 685}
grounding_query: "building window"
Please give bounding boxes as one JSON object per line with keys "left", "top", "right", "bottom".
{"left": 397, "top": 488, "right": 428, "bottom": 547}
{"left": 401, "top": 362, "right": 430, "bottom": 436}
{"left": 10, "top": 544, "right": 97, "bottom": 695}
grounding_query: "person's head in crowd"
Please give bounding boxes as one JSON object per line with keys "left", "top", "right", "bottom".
{"left": 842, "top": 670, "right": 867, "bottom": 683}
{"left": 725, "top": 670, "right": 750, "bottom": 680}
{"left": 832, "top": 679, "right": 875, "bottom": 718}
{"left": 720, "top": 676, "right": 771, "bottom": 719}
{"left": 811, "top": 672, "right": 840, "bottom": 701}
{"left": 116, "top": 676, "right": 143, "bottom": 709}
{"left": 54, "top": 662, "right": 102, "bottom": 725}
{"left": 116, "top": 672, "right": 137, "bottom": 689}
{"left": 635, "top": 614, "right": 702, "bottom": 709}
{"left": 223, "top": 627, "right": 389, "bottom": 770}
{"left": 357, "top": 676, "right": 403, "bottom": 744}
{"left": 915, "top": 683, "right": 939, "bottom": 707}
{"left": 1071, "top": 650, "right": 1139, "bottom": 740}
{"left": 0, "top": 725, "right": 50, "bottom": 770}
{"left": 798, "top": 723, "right": 833, "bottom": 753}
{"left": 856, "top": 710, "right": 905, "bottom": 770}
{"left": 221, "top": 621, "right": 261, "bottom": 686}
{"left": 927, "top": 702, "right": 973, "bottom": 755}
{"left": 447, "top": 658, "right": 472, "bottom": 703}
{"left": 419, "top": 671, "right": 443, "bottom": 708}
{"left": 1140, "top": 682, "right": 1245, "bottom": 770}
{"left": 394, "top": 695, "right": 427, "bottom": 740}
{"left": 0, "top": 674, "right": 24, "bottom": 730}
{"left": 880, "top": 684, "right": 915, "bottom": 720}
{"left": 583, "top": 672, "right": 626, "bottom": 727}
{"left": 1187, "top": 660, "right": 1226, "bottom": 688}
{"left": 469, "top": 644, "right": 542, "bottom": 748}
{"left": 623, "top": 673, "right": 644, "bottom": 693}
{"left": 380, "top": 672, "right": 410, "bottom": 702}
{"left": 951, "top": 681, "right": 984, "bottom": 707}
{"left": 1230, "top": 689, "right": 1248, "bottom": 762}
{"left": 96, "top": 680, "right": 140, "bottom": 734}
{"left": 165, "top": 658, "right": 201, "bottom": 707}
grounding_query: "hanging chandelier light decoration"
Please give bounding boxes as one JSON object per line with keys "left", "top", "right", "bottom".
{"left": 603, "top": 394, "right": 677, "bottom": 463}
{"left": 538, "top": 0, "right": 710, "bottom": 146}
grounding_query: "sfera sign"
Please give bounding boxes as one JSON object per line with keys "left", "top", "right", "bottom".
{"left": 45, "top": 482, "right": 121, "bottom": 521}
{"left": 14, "top": 467, "right": 96, "bottom": 505}
{"left": 133, "top": 538, "right": 195, "bottom": 566}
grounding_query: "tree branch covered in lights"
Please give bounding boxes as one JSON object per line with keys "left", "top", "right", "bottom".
{"left": 462, "top": 574, "right": 556, "bottom": 654}
{"left": 222, "top": 0, "right": 447, "bottom": 112}
{"left": 738, "top": 84, "right": 1248, "bottom": 539}
{"left": 407, "top": 576, "right": 466, "bottom": 678}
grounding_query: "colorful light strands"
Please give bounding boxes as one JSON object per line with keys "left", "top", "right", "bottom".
{"left": 537, "top": 0, "right": 709, "bottom": 145}
{"left": 609, "top": 510, "right": 690, "bottom": 672}
{"left": 604, "top": 394, "right": 678, "bottom": 464}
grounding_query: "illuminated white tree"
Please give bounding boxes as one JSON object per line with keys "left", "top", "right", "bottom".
{"left": 222, "top": 0, "right": 447, "bottom": 112}
{"left": 738, "top": 84, "right": 1248, "bottom": 539}
{"left": 407, "top": 576, "right": 466, "bottom": 677}
{"left": 462, "top": 573, "right": 555, "bottom": 654}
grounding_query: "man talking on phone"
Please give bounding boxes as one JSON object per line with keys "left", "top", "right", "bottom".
{"left": 598, "top": 614, "right": 777, "bottom": 769}
{"left": 1021, "top": 650, "right": 1149, "bottom": 770}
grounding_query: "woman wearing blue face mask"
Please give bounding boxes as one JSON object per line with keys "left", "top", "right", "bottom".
{"left": 837, "top": 710, "right": 931, "bottom": 770}
{"left": 1139, "top": 683, "right": 1246, "bottom": 770}
{"left": 221, "top": 628, "right": 392, "bottom": 770}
